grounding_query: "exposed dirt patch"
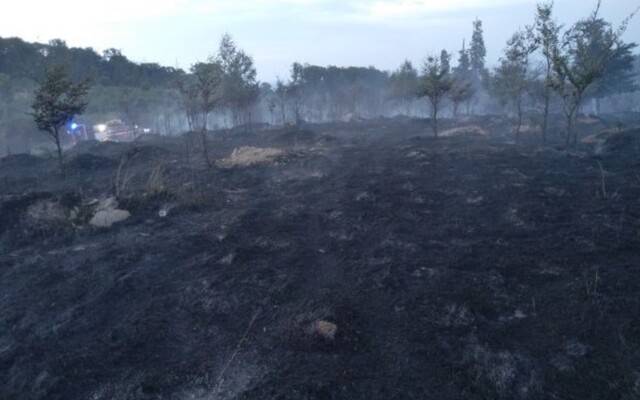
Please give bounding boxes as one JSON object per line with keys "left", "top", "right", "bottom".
{"left": 217, "top": 146, "right": 286, "bottom": 167}
{"left": 440, "top": 125, "right": 489, "bottom": 137}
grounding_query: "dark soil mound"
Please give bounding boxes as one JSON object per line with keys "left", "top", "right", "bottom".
{"left": 69, "top": 139, "right": 120, "bottom": 154}
{"left": 272, "top": 129, "right": 333, "bottom": 146}
{"left": 598, "top": 128, "right": 640, "bottom": 158}
{"left": 0, "top": 153, "right": 46, "bottom": 167}
{"left": 66, "top": 153, "right": 117, "bottom": 170}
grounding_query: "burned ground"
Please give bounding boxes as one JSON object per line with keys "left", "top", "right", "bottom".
{"left": 1, "top": 116, "right": 640, "bottom": 399}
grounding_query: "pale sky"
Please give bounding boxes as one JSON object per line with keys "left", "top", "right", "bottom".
{"left": 1, "top": 0, "right": 638, "bottom": 81}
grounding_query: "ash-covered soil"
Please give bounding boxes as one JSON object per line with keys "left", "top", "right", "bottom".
{"left": 1, "top": 116, "right": 640, "bottom": 400}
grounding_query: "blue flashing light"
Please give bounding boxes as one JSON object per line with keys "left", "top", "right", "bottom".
{"left": 70, "top": 122, "right": 78, "bottom": 130}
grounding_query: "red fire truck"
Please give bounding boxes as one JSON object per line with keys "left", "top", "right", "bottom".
{"left": 93, "top": 120, "right": 137, "bottom": 142}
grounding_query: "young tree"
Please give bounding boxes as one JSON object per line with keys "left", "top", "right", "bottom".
{"left": 258, "top": 82, "right": 277, "bottom": 124}
{"left": 173, "top": 70, "right": 199, "bottom": 132}
{"left": 117, "top": 87, "right": 146, "bottom": 134}
{"left": 389, "top": 60, "right": 419, "bottom": 116}
{"left": 30, "top": 64, "right": 89, "bottom": 175}
{"left": 470, "top": 19, "right": 488, "bottom": 82}
{"left": 419, "top": 51, "right": 454, "bottom": 137}
{"left": 491, "top": 28, "right": 537, "bottom": 141}
{"left": 452, "top": 40, "right": 476, "bottom": 116}
{"left": 275, "top": 78, "right": 288, "bottom": 124}
{"left": 551, "top": 1, "right": 637, "bottom": 147}
{"left": 450, "top": 79, "right": 475, "bottom": 118}
{"left": 583, "top": 21, "right": 638, "bottom": 113}
{"left": 191, "top": 61, "right": 223, "bottom": 131}
{"left": 214, "top": 34, "right": 259, "bottom": 127}
{"left": 287, "top": 62, "right": 305, "bottom": 124}
{"left": 190, "top": 61, "right": 223, "bottom": 165}
{"left": 157, "top": 89, "right": 181, "bottom": 135}
{"left": 534, "top": 1, "right": 562, "bottom": 143}
{"left": 455, "top": 40, "right": 471, "bottom": 76}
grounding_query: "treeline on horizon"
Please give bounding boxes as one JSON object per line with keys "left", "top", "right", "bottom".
{"left": 0, "top": 37, "right": 177, "bottom": 88}
{"left": 1, "top": 0, "right": 639, "bottom": 154}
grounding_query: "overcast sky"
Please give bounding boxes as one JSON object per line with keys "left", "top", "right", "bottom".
{"left": 1, "top": 0, "right": 638, "bottom": 82}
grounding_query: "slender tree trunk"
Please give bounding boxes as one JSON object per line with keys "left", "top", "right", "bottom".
{"left": 541, "top": 65, "right": 551, "bottom": 144}
{"left": 572, "top": 92, "right": 586, "bottom": 146}
{"left": 542, "top": 88, "right": 550, "bottom": 144}
{"left": 200, "top": 112, "right": 211, "bottom": 167}
{"left": 431, "top": 99, "right": 439, "bottom": 138}
{"left": 516, "top": 91, "right": 524, "bottom": 143}
{"left": 200, "top": 131, "right": 211, "bottom": 167}
{"left": 280, "top": 100, "right": 286, "bottom": 124}
{"left": 294, "top": 97, "right": 302, "bottom": 124}
{"left": 186, "top": 112, "right": 193, "bottom": 132}
{"left": 566, "top": 114, "right": 573, "bottom": 147}
{"left": 565, "top": 110, "right": 575, "bottom": 148}
{"left": 184, "top": 133, "right": 191, "bottom": 166}
{"left": 164, "top": 113, "right": 173, "bottom": 135}
{"left": 53, "top": 127, "right": 65, "bottom": 178}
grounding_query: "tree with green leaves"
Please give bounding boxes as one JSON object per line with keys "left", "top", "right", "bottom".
{"left": 30, "top": 64, "right": 89, "bottom": 175}
{"left": 455, "top": 40, "right": 471, "bottom": 77}
{"left": 582, "top": 20, "right": 638, "bottom": 114}
{"left": 491, "top": 27, "right": 537, "bottom": 141}
{"left": 173, "top": 70, "right": 200, "bottom": 132}
{"left": 257, "top": 82, "right": 277, "bottom": 125}
{"left": 214, "top": 34, "right": 259, "bottom": 127}
{"left": 275, "top": 78, "right": 288, "bottom": 124}
{"left": 534, "top": 1, "right": 562, "bottom": 142}
{"left": 190, "top": 61, "right": 223, "bottom": 131}
{"left": 419, "top": 51, "right": 454, "bottom": 137}
{"left": 190, "top": 61, "right": 223, "bottom": 165}
{"left": 551, "top": 1, "right": 637, "bottom": 147}
{"left": 117, "top": 87, "right": 147, "bottom": 134}
{"left": 389, "top": 60, "right": 419, "bottom": 116}
{"left": 287, "top": 62, "right": 306, "bottom": 124}
{"left": 450, "top": 79, "right": 475, "bottom": 118}
{"left": 451, "top": 41, "right": 475, "bottom": 117}
{"left": 470, "top": 19, "right": 487, "bottom": 82}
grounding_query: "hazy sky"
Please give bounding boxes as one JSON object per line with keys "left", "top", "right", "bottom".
{"left": 1, "top": 0, "right": 638, "bottom": 81}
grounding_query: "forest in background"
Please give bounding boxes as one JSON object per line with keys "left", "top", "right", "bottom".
{"left": 0, "top": 1, "right": 639, "bottom": 154}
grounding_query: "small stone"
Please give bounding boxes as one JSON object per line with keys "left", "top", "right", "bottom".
{"left": 90, "top": 209, "right": 130, "bottom": 227}
{"left": 565, "top": 340, "right": 589, "bottom": 357}
{"left": 466, "top": 196, "right": 484, "bottom": 205}
{"left": 514, "top": 309, "right": 526, "bottom": 319}
{"left": 356, "top": 192, "right": 370, "bottom": 202}
{"left": 543, "top": 187, "right": 567, "bottom": 197}
{"left": 219, "top": 253, "right": 234, "bottom": 265}
{"left": 96, "top": 197, "right": 118, "bottom": 211}
{"left": 312, "top": 320, "right": 338, "bottom": 340}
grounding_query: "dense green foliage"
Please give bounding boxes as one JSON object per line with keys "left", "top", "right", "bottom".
{"left": 30, "top": 65, "right": 89, "bottom": 172}
{"left": 0, "top": 37, "right": 176, "bottom": 87}
{"left": 419, "top": 51, "right": 454, "bottom": 137}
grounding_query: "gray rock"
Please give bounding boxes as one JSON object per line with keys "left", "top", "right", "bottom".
{"left": 90, "top": 209, "right": 130, "bottom": 228}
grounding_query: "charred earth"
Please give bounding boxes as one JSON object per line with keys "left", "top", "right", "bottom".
{"left": 1, "top": 116, "right": 640, "bottom": 399}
